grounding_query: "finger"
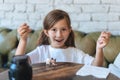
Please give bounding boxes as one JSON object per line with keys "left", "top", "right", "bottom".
{"left": 19, "top": 25, "right": 29, "bottom": 30}
{"left": 18, "top": 28, "right": 29, "bottom": 36}
{"left": 21, "top": 30, "right": 29, "bottom": 36}
{"left": 104, "top": 31, "right": 111, "bottom": 36}
{"left": 98, "top": 37, "right": 109, "bottom": 44}
{"left": 18, "top": 24, "right": 30, "bottom": 33}
{"left": 100, "top": 32, "right": 111, "bottom": 39}
{"left": 21, "top": 23, "right": 27, "bottom": 26}
{"left": 106, "top": 32, "right": 111, "bottom": 37}
{"left": 28, "top": 28, "right": 32, "bottom": 33}
{"left": 21, "top": 29, "right": 27, "bottom": 34}
{"left": 19, "top": 23, "right": 29, "bottom": 30}
{"left": 99, "top": 36, "right": 109, "bottom": 43}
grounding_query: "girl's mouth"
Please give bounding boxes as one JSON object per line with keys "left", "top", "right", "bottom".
{"left": 55, "top": 39, "right": 64, "bottom": 42}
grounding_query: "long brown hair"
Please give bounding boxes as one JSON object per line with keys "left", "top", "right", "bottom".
{"left": 37, "top": 9, "right": 75, "bottom": 47}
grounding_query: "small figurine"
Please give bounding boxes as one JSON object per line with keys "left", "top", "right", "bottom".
{"left": 46, "top": 58, "right": 51, "bottom": 65}
{"left": 46, "top": 58, "right": 57, "bottom": 66}
{"left": 50, "top": 58, "right": 57, "bottom": 66}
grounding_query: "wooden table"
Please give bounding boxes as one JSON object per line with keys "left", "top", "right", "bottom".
{"left": 0, "top": 62, "right": 120, "bottom": 80}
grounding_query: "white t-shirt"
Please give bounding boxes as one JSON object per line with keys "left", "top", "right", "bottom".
{"left": 27, "top": 45, "right": 94, "bottom": 65}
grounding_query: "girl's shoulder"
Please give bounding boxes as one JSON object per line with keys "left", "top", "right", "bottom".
{"left": 68, "top": 47, "right": 85, "bottom": 53}
{"left": 35, "top": 45, "right": 50, "bottom": 53}
{"left": 68, "top": 47, "right": 80, "bottom": 50}
{"left": 37, "top": 45, "right": 50, "bottom": 49}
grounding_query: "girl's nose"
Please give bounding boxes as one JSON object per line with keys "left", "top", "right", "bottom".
{"left": 56, "top": 30, "right": 62, "bottom": 37}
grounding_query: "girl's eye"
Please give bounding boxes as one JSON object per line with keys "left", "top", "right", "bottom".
{"left": 51, "top": 29, "right": 56, "bottom": 31}
{"left": 62, "top": 28, "right": 67, "bottom": 31}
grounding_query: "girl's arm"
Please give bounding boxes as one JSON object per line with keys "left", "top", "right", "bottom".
{"left": 92, "top": 32, "right": 111, "bottom": 66}
{"left": 15, "top": 23, "right": 31, "bottom": 55}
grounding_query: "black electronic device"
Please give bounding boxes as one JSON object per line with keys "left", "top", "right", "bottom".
{"left": 8, "top": 55, "right": 32, "bottom": 80}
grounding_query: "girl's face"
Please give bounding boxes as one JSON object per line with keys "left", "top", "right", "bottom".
{"left": 44, "top": 19, "right": 71, "bottom": 48}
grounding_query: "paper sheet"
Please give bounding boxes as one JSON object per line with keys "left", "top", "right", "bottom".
{"left": 76, "top": 65, "right": 110, "bottom": 78}
{"left": 114, "top": 53, "right": 120, "bottom": 69}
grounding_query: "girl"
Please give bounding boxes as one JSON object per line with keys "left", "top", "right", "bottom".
{"left": 15, "top": 9, "right": 110, "bottom": 66}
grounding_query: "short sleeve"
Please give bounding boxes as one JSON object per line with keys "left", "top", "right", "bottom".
{"left": 27, "top": 45, "right": 49, "bottom": 64}
{"left": 27, "top": 47, "right": 40, "bottom": 64}
{"left": 75, "top": 48, "right": 94, "bottom": 65}
{"left": 83, "top": 53, "right": 94, "bottom": 65}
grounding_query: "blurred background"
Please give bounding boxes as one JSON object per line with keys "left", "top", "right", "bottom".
{"left": 0, "top": 0, "right": 120, "bottom": 35}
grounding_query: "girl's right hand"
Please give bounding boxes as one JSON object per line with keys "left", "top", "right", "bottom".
{"left": 17, "top": 23, "right": 31, "bottom": 40}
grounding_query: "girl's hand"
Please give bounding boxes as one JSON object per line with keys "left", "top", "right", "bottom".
{"left": 17, "top": 23, "right": 31, "bottom": 40}
{"left": 97, "top": 32, "right": 111, "bottom": 49}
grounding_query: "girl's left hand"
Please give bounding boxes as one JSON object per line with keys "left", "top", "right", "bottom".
{"left": 97, "top": 32, "right": 111, "bottom": 49}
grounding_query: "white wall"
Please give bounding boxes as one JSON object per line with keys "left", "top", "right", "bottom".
{"left": 0, "top": 0, "right": 120, "bottom": 35}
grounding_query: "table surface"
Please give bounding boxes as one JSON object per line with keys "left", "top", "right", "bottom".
{"left": 0, "top": 62, "right": 120, "bottom": 80}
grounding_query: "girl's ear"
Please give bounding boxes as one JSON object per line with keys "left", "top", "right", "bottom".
{"left": 44, "top": 30, "right": 49, "bottom": 37}
{"left": 69, "top": 26, "right": 72, "bottom": 33}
